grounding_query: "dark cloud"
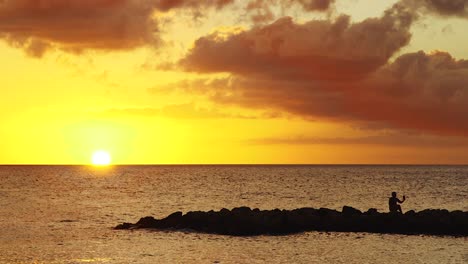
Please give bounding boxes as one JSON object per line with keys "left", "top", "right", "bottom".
{"left": 245, "top": 0, "right": 335, "bottom": 23}
{"left": 390, "top": 0, "right": 468, "bottom": 19}
{"left": 1, "top": 0, "right": 465, "bottom": 58}
{"left": 294, "top": 0, "right": 335, "bottom": 11}
{"left": 173, "top": 2, "right": 468, "bottom": 137}
{"left": 176, "top": 51, "right": 468, "bottom": 137}
{"left": 415, "top": 0, "right": 468, "bottom": 17}
{"left": 180, "top": 4, "right": 414, "bottom": 81}
{"left": 0, "top": 0, "right": 336, "bottom": 57}
{"left": 245, "top": 0, "right": 334, "bottom": 12}
{"left": 154, "top": 0, "right": 234, "bottom": 11}
{"left": 0, "top": 0, "right": 160, "bottom": 56}
{"left": 0, "top": 0, "right": 237, "bottom": 56}
{"left": 350, "top": 51, "right": 468, "bottom": 136}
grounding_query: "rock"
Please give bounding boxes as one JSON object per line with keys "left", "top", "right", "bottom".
{"left": 342, "top": 206, "right": 362, "bottom": 215}
{"left": 114, "top": 222, "right": 133, "bottom": 230}
{"left": 318, "top": 207, "right": 339, "bottom": 216}
{"left": 365, "top": 208, "right": 378, "bottom": 215}
{"left": 232, "top": 206, "right": 252, "bottom": 215}
{"left": 220, "top": 208, "right": 230, "bottom": 214}
{"left": 167, "top": 211, "right": 182, "bottom": 219}
{"left": 159, "top": 211, "right": 183, "bottom": 228}
{"left": 404, "top": 210, "right": 416, "bottom": 216}
{"left": 136, "top": 216, "right": 158, "bottom": 228}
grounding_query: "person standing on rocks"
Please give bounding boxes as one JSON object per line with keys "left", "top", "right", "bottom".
{"left": 389, "top": 192, "right": 406, "bottom": 213}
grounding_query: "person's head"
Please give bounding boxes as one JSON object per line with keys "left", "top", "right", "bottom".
{"left": 391, "top": 192, "right": 397, "bottom": 197}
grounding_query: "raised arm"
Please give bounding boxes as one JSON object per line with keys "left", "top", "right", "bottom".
{"left": 398, "top": 195, "right": 406, "bottom": 203}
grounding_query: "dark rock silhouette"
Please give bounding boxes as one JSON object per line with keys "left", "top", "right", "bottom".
{"left": 115, "top": 206, "right": 468, "bottom": 237}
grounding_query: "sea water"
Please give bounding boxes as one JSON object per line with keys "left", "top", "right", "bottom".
{"left": 0, "top": 165, "right": 467, "bottom": 263}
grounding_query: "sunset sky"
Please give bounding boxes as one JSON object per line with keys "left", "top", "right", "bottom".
{"left": 1, "top": 0, "right": 467, "bottom": 164}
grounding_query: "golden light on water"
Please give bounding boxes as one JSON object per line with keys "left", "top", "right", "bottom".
{"left": 91, "top": 151, "right": 111, "bottom": 166}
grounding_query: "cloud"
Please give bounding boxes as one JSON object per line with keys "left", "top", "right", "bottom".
{"left": 176, "top": 51, "right": 468, "bottom": 137}
{"left": 180, "top": 3, "right": 415, "bottom": 81}
{"left": 99, "top": 103, "right": 283, "bottom": 120}
{"left": 155, "top": 0, "right": 335, "bottom": 14}
{"left": 0, "top": 0, "right": 237, "bottom": 57}
{"left": 245, "top": 0, "right": 335, "bottom": 13}
{"left": 0, "top": 0, "right": 160, "bottom": 56}
{"left": 408, "top": 0, "right": 468, "bottom": 18}
{"left": 154, "top": 0, "right": 235, "bottom": 12}
{"left": 293, "top": 0, "right": 335, "bottom": 11}
{"left": 245, "top": 0, "right": 335, "bottom": 23}
{"left": 351, "top": 51, "right": 468, "bottom": 136}
{"left": 0, "top": 0, "right": 337, "bottom": 57}
{"left": 247, "top": 133, "right": 468, "bottom": 148}
{"left": 173, "top": 2, "right": 468, "bottom": 137}
{"left": 2, "top": 0, "right": 464, "bottom": 58}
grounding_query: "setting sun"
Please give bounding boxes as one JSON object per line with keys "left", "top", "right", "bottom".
{"left": 91, "top": 151, "right": 112, "bottom": 166}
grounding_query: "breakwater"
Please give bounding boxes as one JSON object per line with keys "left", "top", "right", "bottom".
{"left": 115, "top": 206, "right": 468, "bottom": 236}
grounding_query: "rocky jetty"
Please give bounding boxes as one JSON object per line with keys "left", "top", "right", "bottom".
{"left": 115, "top": 206, "right": 468, "bottom": 236}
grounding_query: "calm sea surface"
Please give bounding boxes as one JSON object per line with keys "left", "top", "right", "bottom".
{"left": 0, "top": 165, "right": 467, "bottom": 263}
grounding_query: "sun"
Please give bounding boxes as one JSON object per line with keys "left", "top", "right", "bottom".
{"left": 91, "top": 150, "right": 112, "bottom": 166}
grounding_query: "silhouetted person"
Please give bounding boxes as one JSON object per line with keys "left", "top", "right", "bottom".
{"left": 389, "top": 192, "right": 405, "bottom": 213}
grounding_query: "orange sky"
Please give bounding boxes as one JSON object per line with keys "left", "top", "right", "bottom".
{"left": 1, "top": 0, "right": 468, "bottom": 164}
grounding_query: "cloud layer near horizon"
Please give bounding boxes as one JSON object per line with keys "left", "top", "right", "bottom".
{"left": 248, "top": 133, "right": 468, "bottom": 148}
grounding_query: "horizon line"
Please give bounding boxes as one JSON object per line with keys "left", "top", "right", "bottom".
{"left": 1, "top": 163, "right": 468, "bottom": 166}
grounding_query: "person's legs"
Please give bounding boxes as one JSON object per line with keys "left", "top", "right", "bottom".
{"left": 397, "top": 205, "right": 402, "bottom": 213}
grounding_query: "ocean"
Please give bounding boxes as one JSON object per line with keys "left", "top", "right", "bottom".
{"left": 0, "top": 165, "right": 467, "bottom": 263}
